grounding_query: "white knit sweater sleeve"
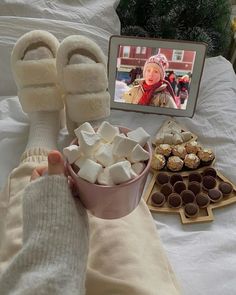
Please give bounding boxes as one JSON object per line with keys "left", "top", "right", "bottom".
{"left": 0, "top": 175, "right": 89, "bottom": 295}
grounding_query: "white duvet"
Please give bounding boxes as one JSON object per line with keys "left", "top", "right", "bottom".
{"left": 0, "top": 2, "right": 236, "bottom": 294}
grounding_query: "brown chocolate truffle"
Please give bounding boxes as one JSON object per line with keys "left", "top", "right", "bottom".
{"left": 151, "top": 192, "right": 166, "bottom": 207}
{"left": 208, "top": 189, "right": 223, "bottom": 203}
{"left": 173, "top": 181, "right": 186, "bottom": 194}
{"left": 167, "top": 156, "right": 184, "bottom": 172}
{"left": 170, "top": 173, "right": 183, "bottom": 186}
{"left": 180, "top": 190, "right": 195, "bottom": 204}
{"left": 151, "top": 154, "right": 166, "bottom": 170}
{"left": 156, "top": 172, "right": 170, "bottom": 185}
{"left": 155, "top": 144, "right": 172, "bottom": 157}
{"left": 202, "top": 167, "right": 217, "bottom": 178}
{"left": 160, "top": 183, "right": 173, "bottom": 198}
{"left": 196, "top": 193, "right": 210, "bottom": 208}
{"left": 188, "top": 181, "right": 201, "bottom": 195}
{"left": 188, "top": 172, "right": 202, "bottom": 183}
{"left": 218, "top": 182, "right": 233, "bottom": 196}
{"left": 168, "top": 193, "right": 182, "bottom": 208}
{"left": 202, "top": 176, "right": 217, "bottom": 190}
{"left": 184, "top": 153, "right": 200, "bottom": 169}
{"left": 184, "top": 203, "right": 199, "bottom": 218}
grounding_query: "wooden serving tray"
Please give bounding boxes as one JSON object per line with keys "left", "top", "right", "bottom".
{"left": 144, "top": 169, "right": 236, "bottom": 224}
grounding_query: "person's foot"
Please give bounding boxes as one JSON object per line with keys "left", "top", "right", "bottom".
{"left": 56, "top": 35, "right": 110, "bottom": 136}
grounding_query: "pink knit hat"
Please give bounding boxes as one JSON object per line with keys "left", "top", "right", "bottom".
{"left": 143, "top": 53, "right": 169, "bottom": 80}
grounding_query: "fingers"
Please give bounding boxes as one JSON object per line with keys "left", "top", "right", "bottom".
{"left": 68, "top": 176, "right": 78, "bottom": 197}
{"left": 48, "top": 150, "right": 65, "bottom": 176}
{"left": 30, "top": 151, "right": 66, "bottom": 182}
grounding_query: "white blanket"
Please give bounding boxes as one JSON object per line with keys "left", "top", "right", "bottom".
{"left": 0, "top": 2, "right": 236, "bottom": 294}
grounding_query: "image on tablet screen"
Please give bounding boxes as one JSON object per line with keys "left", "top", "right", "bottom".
{"left": 114, "top": 45, "right": 196, "bottom": 110}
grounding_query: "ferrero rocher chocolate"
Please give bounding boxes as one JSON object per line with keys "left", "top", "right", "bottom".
{"left": 172, "top": 145, "right": 187, "bottom": 159}
{"left": 155, "top": 144, "right": 172, "bottom": 157}
{"left": 151, "top": 154, "right": 166, "bottom": 170}
{"left": 198, "top": 148, "right": 215, "bottom": 163}
{"left": 184, "top": 153, "right": 200, "bottom": 169}
{"left": 167, "top": 156, "right": 184, "bottom": 172}
{"left": 185, "top": 140, "right": 200, "bottom": 154}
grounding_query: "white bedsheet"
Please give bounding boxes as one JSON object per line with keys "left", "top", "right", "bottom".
{"left": 1, "top": 3, "right": 236, "bottom": 294}
{"left": 1, "top": 55, "right": 236, "bottom": 295}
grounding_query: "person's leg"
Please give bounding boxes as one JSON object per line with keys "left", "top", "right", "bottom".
{"left": 56, "top": 36, "right": 182, "bottom": 294}
{"left": 85, "top": 200, "right": 181, "bottom": 295}
{"left": 0, "top": 30, "right": 63, "bottom": 273}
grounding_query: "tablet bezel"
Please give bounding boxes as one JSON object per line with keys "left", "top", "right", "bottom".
{"left": 108, "top": 35, "right": 207, "bottom": 118}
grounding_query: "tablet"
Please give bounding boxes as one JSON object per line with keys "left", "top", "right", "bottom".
{"left": 108, "top": 35, "right": 207, "bottom": 117}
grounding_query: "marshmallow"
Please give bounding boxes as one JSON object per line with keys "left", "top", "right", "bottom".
{"left": 131, "top": 162, "right": 146, "bottom": 175}
{"left": 181, "top": 131, "right": 192, "bottom": 142}
{"left": 112, "top": 133, "right": 126, "bottom": 146}
{"left": 109, "top": 160, "right": 132, "bottom": 184}
{"left": 95, "top": 143, "right": 115, "bottom": 167}
{"left": 127, "top": 127, "right": 150, "bottom": 147}
{"left": 173, "top": 132, "right": 183, "bottom": 145}
{"left": 164, "top": 132, "right": 173, "bottom": 144}
{"left": 74, "top": 154, "right": 97, "bottom": 169}
{"left": 96, "top": 121, "right": 119, "bottom": 143}
{"left": 74, "top": 157, "right": 86, "bottom": 169}
{"left": 115, "top": 157, "right": 127, "bottom": 163}
{"left": 78, "top": 159, "right": 102, "bottom": 183}
{"left": 130, "top": 168, "right": 138, "bottom": 179}
{"left": 74, "top": 122, "right": 95, "bottom": 139}
{"left": 155, "top": 132, "right": 164, "bottom": 144}
{"left": 128, "top": 144, "right": 150, "bottom": 163}
{"left": 97, "top": 167, "right": 114, "bottom": 186}
{"left": 78, "top": 130, "right": 101, "bottom": 156}
{"left": 165, "top": 121, "right": 181, "bottom": 133}
{"left": 112, "top": 136, "right": 137, "bottom": 158}
{"left": 63, "top": 145, "right": 81, "bottom": 164}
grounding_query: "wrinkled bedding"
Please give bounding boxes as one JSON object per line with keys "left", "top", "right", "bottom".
{"left": 1, "top": 1, "right": 236, "bottom": 294}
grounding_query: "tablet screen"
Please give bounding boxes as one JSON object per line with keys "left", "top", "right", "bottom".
{"left": 114, "top": 45, "right": 196, "bottom": 110}
{"left": 108, "top": 36, "right": 207, "bottom": 117}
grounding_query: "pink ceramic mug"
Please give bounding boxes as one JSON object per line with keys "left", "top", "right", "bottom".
{"left": 67, "top": 127, "right": 152, "bottom": 219}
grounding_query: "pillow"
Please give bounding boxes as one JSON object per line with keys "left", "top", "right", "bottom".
{"left": 0, "top": 0, "right": 120, "bottom": 36}
{"left": 0, "top": 0, "right": 121, "bottom": 96}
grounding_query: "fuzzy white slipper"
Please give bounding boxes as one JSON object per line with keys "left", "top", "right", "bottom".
{"left": 56, "top": 35, "right": 110, "bottom": 134}
{"left": 11, "top": 30, "right": 64, "bottom": 113}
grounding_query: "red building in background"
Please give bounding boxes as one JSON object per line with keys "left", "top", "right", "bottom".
{"left": 117, "top": 45, "right": 195, "bottom": 81}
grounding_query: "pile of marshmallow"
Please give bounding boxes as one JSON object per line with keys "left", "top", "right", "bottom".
{"left": 63, "top": 121, "right": 151, "bottom": 186}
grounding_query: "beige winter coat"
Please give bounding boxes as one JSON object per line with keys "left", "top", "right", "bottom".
{"left": 123, "top": 80, "right": 177, "bottom": 108}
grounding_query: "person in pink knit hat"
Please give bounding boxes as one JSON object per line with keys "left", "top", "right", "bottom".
{"left": 123, "top": 53, "right": 177, "bottom": 108}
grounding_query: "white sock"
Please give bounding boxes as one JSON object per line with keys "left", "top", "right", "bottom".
{"left": 26, "top": 112, "right": 60, "bottom": 151}
{"left": 23, "top": 46, "right": 60, "bottom": 151}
